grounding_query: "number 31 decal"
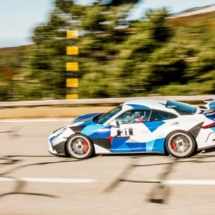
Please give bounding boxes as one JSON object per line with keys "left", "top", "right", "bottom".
{"left": 117, "top": 128, "right": 133, "bottom": 137}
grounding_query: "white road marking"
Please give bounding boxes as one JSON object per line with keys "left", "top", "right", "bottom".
{"left": 0, "top": 178, "right": 215, "bottom": 185}
{"left": 0, "top": 177, "right": 96, "bottom": 183}
{"left": 146, "top": 180, "right": 215, "bottom": 185}
{"left": 164, "top": 180, "right": 215, "bottom": 185}
{"left": 0, "top": 118, "right": 74, "bottom": 123}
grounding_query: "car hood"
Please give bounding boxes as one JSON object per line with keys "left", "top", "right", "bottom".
{"left": 67, "top": 113, "right": 105, "bottom": 132}
{"left": 72, "top": 112, "right": 103, "bottom": 123}
{"left": 53, "top": 114, "right": 100, "bottom": 135}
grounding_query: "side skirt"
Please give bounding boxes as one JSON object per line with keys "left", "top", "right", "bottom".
{"left": 197, "top": 145, "right": 215, "bottom": 151}
{"left": 95, "top": 151, "right": 165, "bottom": 155}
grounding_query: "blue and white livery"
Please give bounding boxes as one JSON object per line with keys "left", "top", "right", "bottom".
{"left": 48, "top": 98, "right": 215, "bottom": 159}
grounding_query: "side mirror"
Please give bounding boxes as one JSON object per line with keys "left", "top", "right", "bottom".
{"left": 109, "top": 120, "right": 117, "bottom": 128}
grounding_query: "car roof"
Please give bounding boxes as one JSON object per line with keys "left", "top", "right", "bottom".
{"left": 123, "top": 98, "right": 178, "bottom": 114}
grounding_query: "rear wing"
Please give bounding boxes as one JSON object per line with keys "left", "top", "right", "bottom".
{"left": 199, "top": 99, "right": 215, "bottom": 114}
{"left": 204, "top": 99, "right": 214, "bottom": 103}
{"left": 203, "top": 99, "right": 215, "bottom": 110}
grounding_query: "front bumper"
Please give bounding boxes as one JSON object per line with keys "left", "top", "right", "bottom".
{"left": 48, "top": 139, "right": 58, "bottom": 155}
{"left": 48, "top": 134, "right": 67, "bottom": 156}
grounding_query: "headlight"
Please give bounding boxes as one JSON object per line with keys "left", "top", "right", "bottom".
{"left": 56, "top": 127, "right": 66, "bottom": 137}
{"left": 53, "top": 126, "right": 64, "bottom": 133}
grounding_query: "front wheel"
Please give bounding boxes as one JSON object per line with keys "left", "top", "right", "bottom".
{"left": 66, "top": 134, "right": 93, "bottom": 159}
{"left": 165, "top": 131, "right": 196, "bottom": 158}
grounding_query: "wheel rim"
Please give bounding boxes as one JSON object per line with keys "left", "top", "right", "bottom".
{"left": 68, "top": 136, "right": 91, "bottom": 159}
{"left": 168, "top": 133, "right": 193, "bottom": 157}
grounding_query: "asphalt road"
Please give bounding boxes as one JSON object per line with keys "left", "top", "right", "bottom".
{"left": 0, "top": 119, "right": 215, "bottom": 215}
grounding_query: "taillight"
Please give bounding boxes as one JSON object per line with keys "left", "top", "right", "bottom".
{"left": 201, "top": 122, "right": 215, "bottom": 129}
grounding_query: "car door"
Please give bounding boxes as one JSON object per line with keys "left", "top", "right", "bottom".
{"left": 110, "top": 109, "right": 152, "bottom": 153}
{"left": 143, "top": 109, "right": 178, "bottom": 152}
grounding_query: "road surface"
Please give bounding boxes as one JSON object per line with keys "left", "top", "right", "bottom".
{"left": 0, "top": 119, "right": 215, "bottom": 215}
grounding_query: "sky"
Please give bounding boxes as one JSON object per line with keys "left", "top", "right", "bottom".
{"left": 0, "top": 0, "right": 215, "bottom": 48}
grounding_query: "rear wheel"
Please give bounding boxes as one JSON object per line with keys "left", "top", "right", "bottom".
{"left": 165, "top": 131, "right": 196, "bottom": 158}
{"left": 66, "top": 134, "right": 93, "bottom": 159}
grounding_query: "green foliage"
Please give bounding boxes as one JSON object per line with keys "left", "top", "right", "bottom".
{"left": 1, "top": 1, "right": 215, "bottom": 101}
{"left": 0, "top": 46, "right": 28, "bottom": 101}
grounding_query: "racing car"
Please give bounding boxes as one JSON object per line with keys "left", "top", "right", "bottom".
{"left": 48, "top": 98, "right": 215, "bottom": 159}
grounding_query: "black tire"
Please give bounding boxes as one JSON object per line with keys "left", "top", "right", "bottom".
{"left": 165, "top": 131, "right": 196, "bottom": 158}
{"left": 66, "top": 134, "right": 93, "bottom": 159}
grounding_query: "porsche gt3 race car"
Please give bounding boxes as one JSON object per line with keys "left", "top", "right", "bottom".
{"left": 48, "top": 98, "right": 215, "bottom": 159}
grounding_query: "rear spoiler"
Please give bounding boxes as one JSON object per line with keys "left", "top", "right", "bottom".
{"left": 203, "top": 99, "right": 215, "bottom": 110}
{"left": 196, "top": 99, "right": 215, "bottom": 114}
{"left": 203, "top": 99, "right": 215, "bottom": 104}
{"left": 202, "top": 109, "right": 215, "bottom": 114}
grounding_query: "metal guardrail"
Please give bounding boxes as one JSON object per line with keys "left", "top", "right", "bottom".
{"left": 0, "top": 95, "right": 214, "bottom": 108}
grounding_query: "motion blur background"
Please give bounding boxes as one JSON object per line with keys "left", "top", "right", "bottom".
{"left": 1, "top": 0, "right": 215, "bottom": 101}
{"left": 1, "top": 2, "right": 215, "bottom": 213}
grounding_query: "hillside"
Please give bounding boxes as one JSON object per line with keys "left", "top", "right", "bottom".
{"left": 168, "top": 4, "right": 215, "bottom": 26}
{"left": 170, "top": 4, "right": 215, "bottom": 18}
{"left": 0, "top": 45, "right": 32, "bottom": 53}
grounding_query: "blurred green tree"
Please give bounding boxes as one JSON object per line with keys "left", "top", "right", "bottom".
{"left": 79, "top": 0, "right": 139, "bottom": 98}
{"left": 24, "top": 0, "right": 138, "bottom": 99}
{"left": 3, "top": 1, "right": 215, "bottom": 101}
{"left": 22, "top": 0, "right": 83, "bottom": 99}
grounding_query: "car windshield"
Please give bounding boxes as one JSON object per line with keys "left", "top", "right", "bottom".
{"left": 96, "top": 105, "right": 122, "bottom": 124}
{"left": 166, "top": 100, "right": 197, "bottom": 114}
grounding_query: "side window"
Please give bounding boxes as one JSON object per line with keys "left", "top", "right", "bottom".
{"left": 150, "top": 110, "right": 177, "bottom": 122}
{"left": 115, "top": 109, "right": 151, "bottom": 124}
